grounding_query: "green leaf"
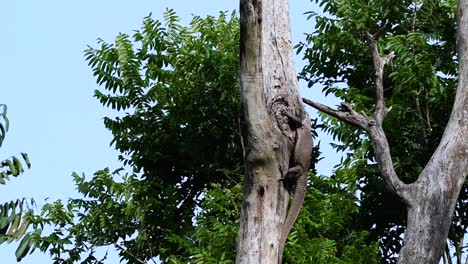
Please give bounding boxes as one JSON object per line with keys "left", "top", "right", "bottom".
{"left": 12, "top": 156, "right": 24, "bottom": 174}
{"left": 15, "top": 233, "right": 32, "bottom": 262}
{"left": 4, "top": 159, "right": 18, "bottom": 176}
{"left": 21, "top": 153, "right": 31, "bottom": 169}
{"left": 7, "top": 214, "right": 21, "bottom": 242}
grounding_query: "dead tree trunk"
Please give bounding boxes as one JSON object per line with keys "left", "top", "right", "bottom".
{"left": 303, "top": 0, "right": 468, "bottom": 263}
{"left": 236, "top": 0, "right": 312, "bottom": 263}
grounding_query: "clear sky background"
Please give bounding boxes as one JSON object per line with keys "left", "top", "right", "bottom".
{"left": 0, "top": 1, "right": 339, "bottom": 263}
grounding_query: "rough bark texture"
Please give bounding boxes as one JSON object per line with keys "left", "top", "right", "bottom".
{"left": 303, "top": 1, "right": 468, "bottom": 263}
{"left": 397, "top": 1, "right": 468, "bottom": 262}
{"left": 236, "top": 0, "right": 311, "bottom": 263}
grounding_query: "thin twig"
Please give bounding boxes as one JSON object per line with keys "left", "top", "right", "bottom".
{"left": 425, "top": 91, "right": 432, "bottom": 131}
{"left": 146, "top": 241, "right": 157, "bottom": 264}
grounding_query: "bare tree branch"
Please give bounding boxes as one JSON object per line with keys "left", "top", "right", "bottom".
{"left": 367, "top": 125, "right": 409, "bottom": 197}
{"left": 365, "top": 32, "right": 395, "bottom": 124}
{"left": 302, "top": 98, "right": 370, "bottom": 130}
{"left": 303, "top": 33, "right": 409, "bottom": 199}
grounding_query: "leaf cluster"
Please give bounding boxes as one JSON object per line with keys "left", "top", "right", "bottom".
{"left": 86, "top": 9, "right": 242, "bottom": 261}
{"left": 0, "top": 105, "right": 34, "bottom": 261}
{"left": 282, "top": 172, "right": 379, "bottom": 264}
{"left": 0, "top": 199, "right": 35, "bottom": 261}
{"left": 31, "top": 10, "right": 242, "bottom": 263}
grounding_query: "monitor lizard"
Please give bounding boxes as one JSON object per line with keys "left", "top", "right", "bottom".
{"left": 278, "top": 111, "right": 313, "bottom": 263}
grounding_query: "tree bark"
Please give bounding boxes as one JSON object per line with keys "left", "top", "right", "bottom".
{"left": 398, "top": 1, "right": 468, "bottom": 262}
{"left": 236, "top": 0, "right": 311, "bottom": 263}
{"left": 303, "top": 1, "right": 468, "bottom": 263}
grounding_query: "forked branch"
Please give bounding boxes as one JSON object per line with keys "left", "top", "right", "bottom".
{"left": 303, "top": 32, "right": 409, "bottom": 199}
{"left": 365, "top": 32, "right": 395, "bottom": 124}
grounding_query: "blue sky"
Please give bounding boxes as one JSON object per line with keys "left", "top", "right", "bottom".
{"left": 0, "top": 1, "right": 338, "bottom": 263}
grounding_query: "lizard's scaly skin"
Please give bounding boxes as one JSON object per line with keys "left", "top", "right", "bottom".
{"left": 278, "top": 124, "right": 313, "bottom": 263}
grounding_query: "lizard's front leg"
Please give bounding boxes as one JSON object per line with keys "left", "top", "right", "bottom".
{"left": 285, "top": 166, "right": 303, "bottom": 180}
{"left": 279, "top": 165, "right": 304, "bottom": 191}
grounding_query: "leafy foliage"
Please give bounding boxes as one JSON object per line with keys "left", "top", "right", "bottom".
{"left": 0, "top": 200, "right": 35, "bottom": 261}
{"left": 299, "top": 0, "right": 458, "bottom": 262}
{"left": 32, "top": 10, "right": 242, "bottom": 263}
{"left": 282, "top": 173, "right": 379, "bottom": 264}
{"left": 87, "top": 10, "right": 240, "bottom": 261}
{"left": 0, "top": 104, "right": 34, "bottom": 261}
{"left": 164, "top": 183, "right": 241, "bottom": 264}
{"left": 32, "top": 169, "right": 379, "bottom": 263}
{"left": 165, "top": 172, "right": 380, "bottom": 264}
{"left": 0, "top": 104, "right": 31, "bottom": 184}
{"left": 0, "top": 153, "right": 31, "bottom": 185}
{"left": 29, "top": 169, "right": 135, "bottom": 264}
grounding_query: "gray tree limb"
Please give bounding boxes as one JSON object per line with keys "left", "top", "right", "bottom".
{"left": 303, "top": 1, "right": 468, "bottom": 262}
{"left": 302, "top": 33, "right": 409, "bottom": 200}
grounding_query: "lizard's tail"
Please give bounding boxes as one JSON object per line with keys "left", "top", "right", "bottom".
{"left": 278, "top": 177, "right": 307, "bottom": 263}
